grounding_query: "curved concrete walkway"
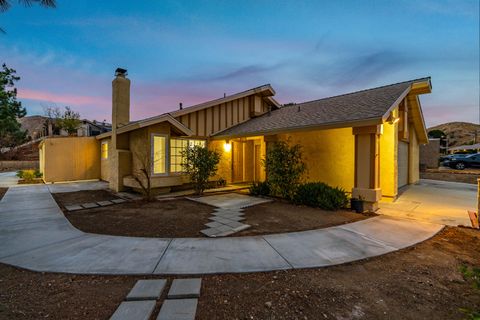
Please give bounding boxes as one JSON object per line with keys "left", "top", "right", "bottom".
{"left": 0, "top": 185, "right": 443, "bottom": 275}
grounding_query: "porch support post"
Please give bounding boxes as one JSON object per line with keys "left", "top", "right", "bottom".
{"left": 352, "top": 125, "right": 382, "bottom": 211}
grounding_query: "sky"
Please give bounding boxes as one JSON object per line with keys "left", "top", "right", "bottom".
{"left": 0, "top": 0, "right": 479, "bottom": 128}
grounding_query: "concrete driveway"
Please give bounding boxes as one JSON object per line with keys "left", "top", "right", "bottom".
{"left": 0, "top": 185, "right": 443, "bottom": 275}
{"left": 0, "top": 171, "right": 19, "bottom": 188}
{"left": 379, "top": 179, "right": 477, "bottom": 226}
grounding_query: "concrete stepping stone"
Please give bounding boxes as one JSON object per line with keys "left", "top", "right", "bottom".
{"left": 167, "top": 279, "right": 202, "bottom": 299}
{"left": 112, "top": 198, "right": 127, "bottom": 204}
{"left": 225, "top": 221, "right": 246, "bottom": 229}
{"left": 65, "top": 205, "right": 82, "bottom": 211}
{"left": 110, "top": 300, "right": 156, "bottom": 320}
{"left": 81, "top": 202, "right": 98, "bottom": 209}
{"left": 126, "top": 279, "right": 167, "bottom": 301}
{"left": 97, "top": 200, "right": 114, "bottom": 207}
{"left": 205, "top": 221, "right": 223, "bottom": 228}
{"left": 157, "top": 298, "right": 198, "bottom": 320}
{"left": 200, "top": 228, "right": 221, "bottom": 237}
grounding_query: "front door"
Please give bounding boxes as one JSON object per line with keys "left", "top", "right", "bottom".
{"left": 232, "top": 140, "right": 255, "bottom": 183}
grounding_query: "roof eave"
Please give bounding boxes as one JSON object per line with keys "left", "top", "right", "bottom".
{"left": 211, "top": 117, "right": 383, "bottom": 140}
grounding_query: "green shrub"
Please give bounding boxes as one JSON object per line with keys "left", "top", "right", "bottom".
{"left": 33, "top": 169, "right": 42, "bottom": 178}
{"left": 181, "top": 145, "right": 220, "bottom": 195}
{"left": 17, "top": 169, "right": 36, "bottom": 182}
{"left": 249, "top": 181, "right": 270, "bottom": 196}
{"left": 293, "top": 182, "right": 348, "bottom": 210}
{"left": 263, "top": 141, "right": 306, "bottom": 200}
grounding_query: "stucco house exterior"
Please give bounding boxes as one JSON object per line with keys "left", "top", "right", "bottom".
{"left": 39, "top": 68, "right": 432, "bottom": 210}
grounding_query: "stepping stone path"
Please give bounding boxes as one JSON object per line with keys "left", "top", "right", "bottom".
{"left": 110, "top": 278, "right": 201, "bottom": 320}
{"left": 167, "top": 278, "right": 202, "bottom": 299}
{"left": 188, "top": 193, "right": 272, "bottom": 237}
{"left": 157, "top": 299, "right": 198, "bottom": 320}
{"left": 126, "top": 279, "right": 167, "bottom": 301}
{"left": 64, "top": 197, "right": 127, "bottom": 212}
{"left": 110, "top": 300, "right": 156, "bottom": 320}
{"left": 201, "top": 207, "right": 250, "bottom": 237}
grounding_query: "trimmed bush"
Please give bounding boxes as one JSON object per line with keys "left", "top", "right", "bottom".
{"left": 249, "top": 181, "right": 270, "bottom": 196}
{"left": 293, "top": 182, "right": 348, "bottom": 210}
{"left": 263, "top": 141, "right": 306, "bottom": 200}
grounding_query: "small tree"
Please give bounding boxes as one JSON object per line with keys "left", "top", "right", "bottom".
{"left": 58, "top": 106, "right": 81, "bottom": 135}
{"left": 182, "top": 145, "right": 220, "bottom": 195}
{"left": 131, "top": 141, "right": 154, "bottom": 201}
{"left": 263, "top": 141, "right": 306, "bottom": 200}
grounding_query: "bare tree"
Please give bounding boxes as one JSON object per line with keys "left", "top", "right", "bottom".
{"left": 130, "top": 137, "right": 156, "bottom": 201}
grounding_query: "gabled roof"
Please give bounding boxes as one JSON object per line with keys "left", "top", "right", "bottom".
{"left": 96, "top": 84, "right": 279, "bottom": 139}
{"left": 96, "top": 114, "right": 193, "bottom": 139}
{"left": 213, "top": 77, "right": 431, "bottom": 140}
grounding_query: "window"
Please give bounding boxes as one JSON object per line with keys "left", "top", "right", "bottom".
{"left": 101, "top": 142, "right": 108, "bottom": 159}
{"left": 170, "top": 138, "right": 206, "bottom": 173}
{"left": 152, "top": 135, "right": 167, "bottom": 174}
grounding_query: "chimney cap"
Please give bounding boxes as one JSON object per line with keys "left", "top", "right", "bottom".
{"left": 115, "top": 68, "right": 128, "bottom": 77}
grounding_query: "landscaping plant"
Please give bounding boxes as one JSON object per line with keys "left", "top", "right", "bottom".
{"left": 263, "top": 141, "right": 306, "bottom": 200}
{"left": 16, "top": 169, "right": 41, "bottom": 183}
{"left": 182, "top": 145, "right": 220, "bottom": 195}
{"left": 249, "top": 181, "right": 270, "bottom": 196}
{"left": 293, "top": 182, "right": 348, "bottom": 210}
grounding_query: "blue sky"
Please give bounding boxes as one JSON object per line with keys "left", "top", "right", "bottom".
{"left": 0, "top": 0, "right": 478, "bottom": 127}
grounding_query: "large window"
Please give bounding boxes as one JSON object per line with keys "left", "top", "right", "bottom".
{"left": 101, "top": 141, "right": 108, "bottom": 159}
{"left": 152, "top": 135, "right": 167, "bottom": 174}
{"left": 170, "top": 138, "right": 206, "bottom": 173}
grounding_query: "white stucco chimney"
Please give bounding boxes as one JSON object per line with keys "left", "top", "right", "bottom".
{"left": 112, "top": 68, "right": 130, "bottom": 129}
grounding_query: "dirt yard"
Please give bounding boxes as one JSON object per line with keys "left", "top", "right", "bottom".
{"left": 64, "top": 198, "right": 214, "bottom": 238}
{"left": 54, "top": 190, "right": 370, "bottom": 238}
{"left": 0, "top": 188, "right": 7, "bottom": 201}
{"left": 238, "top": 201, "right": 371, "bottom": 236}
{"left": 52, "top": 190, "right": 120, "bottom": 207}
{"left": 0, "top": 227, "right": 478, "bottom": 320}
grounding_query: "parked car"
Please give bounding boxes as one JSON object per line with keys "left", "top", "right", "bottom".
{"left": 443, "top": 153, "right": 480, "bottom": 170}
{"left": 439, "top": 153, "right": 469, "bottom": 163}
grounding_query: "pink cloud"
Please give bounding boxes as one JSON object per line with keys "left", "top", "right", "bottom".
{"left": 17, "top": 88, "right": 110, "bottom": 107}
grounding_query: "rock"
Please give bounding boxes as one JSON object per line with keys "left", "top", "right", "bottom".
{"left": 265, "top": 301, "right": 272, "bottom": 308}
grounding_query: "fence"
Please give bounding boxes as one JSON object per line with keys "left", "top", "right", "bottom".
{"left": 0, "top": 161, "right": 39, "bottom": 171}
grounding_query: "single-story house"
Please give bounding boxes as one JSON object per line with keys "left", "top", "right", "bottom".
{"left": 39, "top": 68, "right": 432, "bottom": 210}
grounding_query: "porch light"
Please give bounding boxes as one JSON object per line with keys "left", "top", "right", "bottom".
{"left": 223, "top": 141, "right": 232, "bottom": 152}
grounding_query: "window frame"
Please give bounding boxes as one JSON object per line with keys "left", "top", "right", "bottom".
{"left": 169, "top": 137, "right": 207, "bottom": 175}
{"left": 150, "top": 133, "right": 169, "bottom": 176}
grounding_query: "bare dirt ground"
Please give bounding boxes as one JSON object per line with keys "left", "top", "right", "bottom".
{"left": 52, "top": 190, "right": 120, "bottom": 207}
{"left": 54, "top": 190, "right": 370, "bottom": 238}
{"left": 238, "top": 201, "right": 371, "bottom": 236}
{"left": 62, "top": 197, "right": 215, "bottom": 238}
{"left": 0, "top": 188, "right": 7, "bottom": 201}
{"left": 0, "top": 227, "right": 478, "bottom": 320}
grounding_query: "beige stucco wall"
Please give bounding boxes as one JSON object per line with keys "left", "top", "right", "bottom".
{"left": 380, "top": 108, "right": 399, "bottom": 198}
{"left": 277, "top": 128, "right": 355, "bottom": 192}
{"left": 409, "top": 125, "right": 420, "bottom": 184}
{"left": 209, "top": 139, "right": 232, "bottom": 183}
{"left": 40, "top": 137, "right": 100, "bottom": 183}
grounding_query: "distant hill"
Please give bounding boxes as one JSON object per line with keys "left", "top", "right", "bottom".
{"left": 18, "top": 115, "right": 48, "bottom": 139}
{"left": 428, "top": 122, "right": 480, "bottom": 147}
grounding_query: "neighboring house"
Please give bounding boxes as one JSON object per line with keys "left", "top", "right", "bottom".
{"left": 77, "top": 120, "right": 112, "bottom": 137}
{"left": 19, "top": 115, "right": 111, "bottom": 139}
{"left": 39, "top": 68, "right": 432, "bottom": 210}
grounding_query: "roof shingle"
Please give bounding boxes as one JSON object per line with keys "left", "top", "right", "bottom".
{"left": 213, "top": 77, "right": 430, "bottom": 138}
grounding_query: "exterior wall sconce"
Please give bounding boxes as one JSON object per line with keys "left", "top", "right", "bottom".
{"left": 223, "top": 141, "right": 232, "bottom": 152}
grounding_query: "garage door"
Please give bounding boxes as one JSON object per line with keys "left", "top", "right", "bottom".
{"left": 398, "top": 141, "right": 409, "bottom": 188}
